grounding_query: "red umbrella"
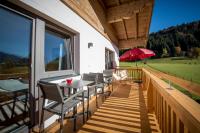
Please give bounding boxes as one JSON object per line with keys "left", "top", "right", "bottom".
{"left": 120, "top": 48, "right": 155, "bottom": 62}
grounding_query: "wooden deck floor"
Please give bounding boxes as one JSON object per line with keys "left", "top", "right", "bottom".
{"left": 47, "top": 82, "right": 160, "bottom": 133}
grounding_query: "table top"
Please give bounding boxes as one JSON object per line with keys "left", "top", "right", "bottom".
{"left": 0, "top": 79, "right": 28, "bottom": 92}
{"left": 59, "top": 80, "right": 94, "bottom": 89}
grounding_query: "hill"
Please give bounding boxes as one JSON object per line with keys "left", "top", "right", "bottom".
{"left": 147, "top": 20, "right": 200, "bottom": 58}
{"left": 0, "top": 52, "right": 29, "bottom": 67}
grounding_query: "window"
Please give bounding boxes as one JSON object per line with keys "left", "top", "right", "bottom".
{"left": 105, "top": 49, "right": 114, "bottom": 69}
{"left": 44, "top": 29, "right": 73, "bottom": 71}
{"left": 0, "top": 5, "right": 32, "bottom": 132}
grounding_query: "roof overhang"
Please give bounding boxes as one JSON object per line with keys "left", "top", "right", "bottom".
{"left": 62, "top": 0, "right": 154, "bottom": 50}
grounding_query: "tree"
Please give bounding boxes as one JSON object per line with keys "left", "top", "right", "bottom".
{"left": 191, "top": 47, "right": 200, "bottom": 58}
{"left": 175, "top": 46, "right": 181, "bottom": 56}
{"left": 147, "top": 20, "right": 200, "bottom": 58}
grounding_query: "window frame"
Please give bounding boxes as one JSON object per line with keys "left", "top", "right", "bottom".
{"left": 38, "top": 23, "right": 75, "bottom": 78}
{"left": 44, "top": 27, "right": 74, "bottom": 72}
{"left": 0, "top": 3, "right": 35, "bottom": 132}
{"left": 105, "top": 48, "right": 114, "bottom": 69}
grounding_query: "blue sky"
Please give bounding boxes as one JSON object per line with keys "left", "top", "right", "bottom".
{"left": 150, "top": 0, "right": 200, "bottom": 33}
{"left": 0, "top": 7, "right": 32, "bottom": 58}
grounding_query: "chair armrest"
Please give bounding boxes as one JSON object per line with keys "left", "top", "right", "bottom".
{"left": 63, "top": 89, "right": 85, "bottom": 103}
{"left": 104, "top": 77, "right": 112, "bottom": 83}
{"left": 87, "top": 84, "right": 97, "bottom": 89}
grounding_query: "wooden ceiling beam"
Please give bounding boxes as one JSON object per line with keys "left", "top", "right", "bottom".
{"left": 122, "top": 20, "right": 128, "bottom": 40}
{"left": 136, "top": 13, "right": 139, "bottom": 38}
{"left": 118, "top": 37, "right": 147, "bottom": 49}
{"left": 107, "top": 0, "right": 153, "bottom": 23}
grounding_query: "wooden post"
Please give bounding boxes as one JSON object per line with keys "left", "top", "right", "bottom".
{"left": 147, "top": 79, "right": 154, "bottom": 112}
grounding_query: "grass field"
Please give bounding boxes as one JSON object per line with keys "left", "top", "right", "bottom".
{"left": 119, "top": 57, "right": 200, "bottom": 84}
{"left": 162, "top": 78, "right": 200, "bottom": 104}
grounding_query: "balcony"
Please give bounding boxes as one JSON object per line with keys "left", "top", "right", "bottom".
{"left": 40, "top": 68, "right": 200, "bottom": 133}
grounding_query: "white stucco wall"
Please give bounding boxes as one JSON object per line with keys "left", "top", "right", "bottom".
{"left": 20, "top": 0, "right": 119, "bottom": 74}
{"left": 16, "top": 0, "right": 119, "bottom": 128}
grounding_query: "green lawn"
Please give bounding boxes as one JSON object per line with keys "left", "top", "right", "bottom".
{"left": 148, "top": 63, "right": 200, "bottom": 84}
{"left": 162, "top": 78, "right": 200, "bottom": 104}
{"left": 0, "top": 66, "right": 28, "bottom": 74}
{"left": 119, "top": 57, "right": 200, "bottom": 84}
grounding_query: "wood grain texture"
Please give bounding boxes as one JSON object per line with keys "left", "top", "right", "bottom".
{"left": 62, "top": 0, "right": 154, "bottom": 49}
{"left": 143, "top": 68, "right": 200, "bottom": 133}
{"left": 44, "top": 81, "right": 161, "bottom": 133}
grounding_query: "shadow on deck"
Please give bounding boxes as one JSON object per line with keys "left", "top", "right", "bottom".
{"left": 47, "top": 82, "right": 160, "bottom": 133}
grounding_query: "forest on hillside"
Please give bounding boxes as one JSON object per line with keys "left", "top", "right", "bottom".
{"left": 146, "top": 20, "right": 200, "bottom": 58}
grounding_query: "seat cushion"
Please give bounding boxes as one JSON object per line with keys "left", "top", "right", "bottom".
{"left": 112, "top": 73, "right": 121, "bottom": 80}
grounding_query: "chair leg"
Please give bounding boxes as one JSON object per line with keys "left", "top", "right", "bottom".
{"left": 102, "top": 88, "right": 105, "bottom": 102}
{"left": 87, "top": 97, "right": 89, "bottom": 120}
{"left": 60, "top": 107, "right": 64, "bottom": 133}
{"left": 95, "top": 87, "right": 98, "bottom": 108}
{"left": 112, "top": 83, "right": 113, "bottom": 92}
{"left": 39, "top": 109, "right": 44, "bottom": 133}
{"left": 82, "top": 92, "right": 85, "bottom": 124}
{"left": 73, "top": 106, "right": 77, "bottom": 131}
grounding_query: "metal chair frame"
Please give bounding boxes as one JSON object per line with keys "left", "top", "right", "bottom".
{"left": 37, "top": 81, "right": 85, "bottom": 133}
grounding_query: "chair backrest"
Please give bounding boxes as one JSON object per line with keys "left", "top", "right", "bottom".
{"left": 90, "top": 73, "right": 104, "bottom": 84}
{"left": 37, "top": 81, "right": 63, "bottom": 103}
{"left": 82, "top": 73, "right": 97, "bottom": 82}
{"left": 119, "top": 70, "right": 128, "bottom": 79}
{"left": 103, "top": 69, "right": 114, "bottom": 77}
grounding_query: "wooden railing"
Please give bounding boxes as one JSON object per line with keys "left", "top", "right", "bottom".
{"left": 142, "top": 68, "right": 200, "bottom": 133}
{"left": 115, "top": 67, "right": 142, "bottom": 82}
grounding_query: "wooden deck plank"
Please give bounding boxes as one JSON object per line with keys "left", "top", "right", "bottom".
{"left": 46, "top": 82, "right": 161, "bottom": 133}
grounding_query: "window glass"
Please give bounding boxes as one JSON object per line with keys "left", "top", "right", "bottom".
{"left": 105, "top": 49, "right": 114, "bottom": 69}
{"left": 45, "top": 30, "right": 72, "bottom": 71}
{"left": 0, "top": 6, "right": 32, "bottom": 132}
{"left": 0, "top": 7, "right": 31, "bottom": 76}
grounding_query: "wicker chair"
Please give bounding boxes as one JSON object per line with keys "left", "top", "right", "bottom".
{"left": 78, "top": 73, "right": 97, "bottom": 119}
{"left": 37, "top": 81, "right": 85, "bottom": 133}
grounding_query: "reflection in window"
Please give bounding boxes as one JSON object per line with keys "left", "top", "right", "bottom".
{"left": 45, "top": 30, "right": 72, "bottom": 71}
{"left": 0, "top": 6, "right": 31, "bottom": 132}
{"left": 0, "top": 7, "right": 31, "bottom": 77}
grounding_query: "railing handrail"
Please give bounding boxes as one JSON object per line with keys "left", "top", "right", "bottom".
{"left": 115, "top": 67, "right": 142, "bottom": 70}
{"left": 115, "top": 67, "right": 142, "bottom": 82}
{"left": 142, "top": 68, "right": 200, "bottom": 132}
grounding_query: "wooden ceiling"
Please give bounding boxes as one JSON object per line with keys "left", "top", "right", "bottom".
{"left": 62, "top": 0, "right": 154, "bottom": 49}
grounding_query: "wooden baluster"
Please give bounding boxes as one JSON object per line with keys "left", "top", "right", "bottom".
{"left": 163, "top": 101, "right": 166, "bottom": 133}
{"left": 131, "top": 69, "right": 133, "bottom": 80}
{"left": 158, "top": 93, "right": 161, "bottom": 127}
{"left": 154, "top": 89, "right": 158, "bottom": 117}
{"left": 143, "top": 74, "right": 146, "bottom": 90}
{"left": 179, "top": 120, "right": 184, "bottom": 133}
{"left": 161, "top": 96, "right": 163, "bottom": 131}
{"left": 171, "top": 109, "right": 174, "bottom": 133}
{"left": 147, "top": 80, "right": 153, "bottom": 112}
{"left": 157, "top": 92, "right": 160, "bottom": 124}
{"left": 176, "top": 117, "right": 180, "bottom": 133}
{"left": 172, "top": 111, "right": 176, "bottom": 133}
{"left": 184, "top": 126, "right": 189, "bottom": 133}
{"left": 153, "top": 87, "right": 156, "bottom": 112}
{"left": 162, "top": 99, "right": 165, "bottom": 133}
{"left": 168, "top": 106, "right": 171, "bottom": 133}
